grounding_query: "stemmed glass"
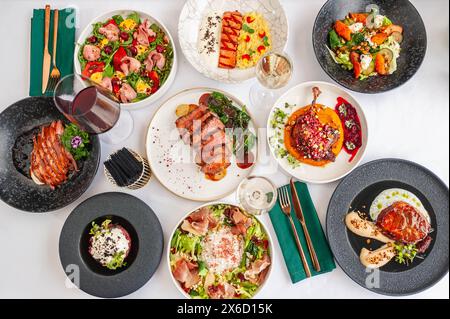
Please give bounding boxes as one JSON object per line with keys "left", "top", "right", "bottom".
{"left": 249, "top": 51, "right": 293, "bottom": 109}
{"left": 53, "top": 74, "right": 133, "bottom": 144}
{"left": 237, "top": 176, "right": 278, "bottom": 215}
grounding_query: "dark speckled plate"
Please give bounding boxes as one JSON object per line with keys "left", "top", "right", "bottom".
{"left": 59, "top": 192, "right": 164, "bottom": 298}
{"left": 0, "top": 97, "right": 100, "bottom": 212}
{"left": 313, "top": 0, "right": 427, "bottom": 93}
{"left": 327, "top": 159, "right": 449, "bottom": 296}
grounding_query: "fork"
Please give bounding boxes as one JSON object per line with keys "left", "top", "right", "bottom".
{"left": 46, "top": 9, "right": 60, "bottom": 93}
{"left": 278, "top": 186, "right": 312, "bottom": 278}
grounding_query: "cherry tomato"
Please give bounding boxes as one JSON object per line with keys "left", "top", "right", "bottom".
{"left": 82, "top": 61, "right": 105, "bottom": 78}
{"left": 148, "top": 71, "right": 160, "bottom": 93}
{"left": 104, "top": 19, "right": 117, "bottom": 27}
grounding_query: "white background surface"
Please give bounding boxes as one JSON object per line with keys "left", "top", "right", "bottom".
{"left": 0, "top": 0, "right": 448, "bottom": 299}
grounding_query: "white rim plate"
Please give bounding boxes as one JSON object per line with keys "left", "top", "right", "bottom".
{"left": 146, "top": 88, "right": 257, "bottom": 201}
{"left": 267, "top": 81, "right": 369, "bottom": 184}
{"left": 74, "top": 9, "right": 178, "bottom": 110}
{"left": 167, "top": 201, "right": 274, "bottom": 299}
{"left": 178, "top": 0, "right": 288, "bottom": 83}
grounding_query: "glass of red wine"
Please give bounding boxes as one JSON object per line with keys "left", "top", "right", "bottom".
{"left": 53, "top": 74, "right": 133, "bottom": 144}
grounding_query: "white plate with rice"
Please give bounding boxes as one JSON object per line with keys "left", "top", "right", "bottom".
{"left": 178, "top": 0, "right": 288, "bottom": 83}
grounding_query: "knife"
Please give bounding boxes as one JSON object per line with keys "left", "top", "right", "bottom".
{"left": 290, "top": 178, "right": 321, "bottom": 272}
{"left": 41, "top": 5, "right": 51, "bottom": 94}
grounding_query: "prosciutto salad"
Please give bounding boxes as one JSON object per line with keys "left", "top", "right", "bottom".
{"left": 78, "top": 12, "right": 174, "bottom": 103}
{"left": 170, "top": 204, "right": 271, "bottom": 299}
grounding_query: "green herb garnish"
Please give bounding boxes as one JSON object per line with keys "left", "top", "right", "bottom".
{"left": 112, "top": 14, "right": 124, "bottom": 25}
{"left": 394, "top": 243, "right": 418, "bottom": 265}
{"left": 60, "top": 123, "right": 90, "bottom": 161}
{"left": 89, "top": 219, "right": 112, "bottom": 237}
{"left": 198, "top": 261, "right": 208, "bottom": 277}
{"left": 242, "top": 24, "right": 255, "bottom": 34}
{"left": 329, "top": 30, "right": 341, "bottom": 50}
{"left": 106, "top": 251, "right": 127, "bottom": 270}
{"left": 127, "top": 12, "right": 140, "bottom": 24}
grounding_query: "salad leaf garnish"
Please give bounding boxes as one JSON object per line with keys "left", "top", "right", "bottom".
{"left": 60, "top": 123, "right": 90, "bottom": 161}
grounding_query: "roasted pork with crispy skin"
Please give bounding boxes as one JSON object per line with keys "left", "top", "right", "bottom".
{"left": 30, "top": 120, "right": 77, "bottom": 189}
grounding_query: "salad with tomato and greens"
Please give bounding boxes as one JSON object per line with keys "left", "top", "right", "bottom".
{"left": 78, "top": 12, "right": 174, "bottom": 103}
{"left": 170, "top": 204, "right": 271, "bottom": 299}
{"left": 327, "top": 8, "right": 403, "bottom": 80}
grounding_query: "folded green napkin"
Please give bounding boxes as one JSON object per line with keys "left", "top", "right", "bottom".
{"left": 30, "top": 8, "right": 76, "bottom": 96}
{"left": 269, "top": 181, "right": 335, "bottom": 283}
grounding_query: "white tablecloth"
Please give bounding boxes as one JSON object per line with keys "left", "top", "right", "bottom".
{"left": 0, "top": 0, "right": 448, "bottom": 299}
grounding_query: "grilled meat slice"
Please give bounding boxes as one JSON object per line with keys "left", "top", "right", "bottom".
{"left": 175, "top": 99, "right": 231, "bottom": 177}
{"left": 30, "top": 120, "right": 77, "bottom": 189}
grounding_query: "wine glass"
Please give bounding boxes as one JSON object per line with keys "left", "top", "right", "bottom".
{"left": 53, "top": 74, "right": 133, "bottom": 144}
{"left": 237, "top": 176, "right": 278, "bottom": 215}
{"left": 249, "top": 51, "right": 293, "bottom": 109}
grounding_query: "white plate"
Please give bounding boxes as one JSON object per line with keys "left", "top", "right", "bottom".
{"left": 74, "top": 10, "right": 177, "bottom": 110}
{"left": 178, "top": 0, "right": 288, "bottom": 83}
{"left": 167, "top": 202, "right": 274, "bottom": 299}
{"left": 146, "top": 88, "right": 257, "bottom": 201}
{"left": 267, "top": 81, "right": 369, "bottom": 184}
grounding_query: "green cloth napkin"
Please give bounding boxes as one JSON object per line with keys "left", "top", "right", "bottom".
{"left": 30, "top": 8, "right": 76, "bottom": 96}
{"left": 269, "top": 181, "right": 335, "bottom": 283}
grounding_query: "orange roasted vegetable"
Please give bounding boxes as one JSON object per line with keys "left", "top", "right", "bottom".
{"left": 350, "top": 13, "right": 369, "bottom": 24}
{"left": 371, "top": 33, "right": 388, "bottom": 45}
{"left": 334, "top": 20, "right": 352, "bottom": 41}
{"left": 375, "top": 53, "right": 387, "bottom": 75}
{"left": 350, "top": 52, "right": 362, "bottom": 78}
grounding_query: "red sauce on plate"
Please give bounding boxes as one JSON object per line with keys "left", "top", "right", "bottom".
{"left": 236, "top": 152, "right": 255, "bottom": 170}
{"left": 335, "top": 97, "right": 362, "bottom": 162}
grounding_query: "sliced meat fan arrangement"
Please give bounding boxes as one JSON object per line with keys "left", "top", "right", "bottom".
{"left": 175, "top": 96, "right": 232, "bottom": 178}
{"left": 30, "top": 121, "right": 78, "bottom": 189}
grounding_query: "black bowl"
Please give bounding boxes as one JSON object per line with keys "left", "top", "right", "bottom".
{"left": 59, "top": 192, "right": 164, "bottom": 298}
{"left": 313, "top": 0, "right": 427, "bottom": 93}
{"left": 0, "top": 97, "right": 100, "bottom": 212}
{"left": 327, "top": 159, "right": 449, "bottom": 296}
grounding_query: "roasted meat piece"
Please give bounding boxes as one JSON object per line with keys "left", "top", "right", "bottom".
{"left": 376, "top": 201, "right": 431, "bottom": 244}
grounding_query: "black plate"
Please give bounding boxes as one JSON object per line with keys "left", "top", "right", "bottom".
{"left": 313, "top": 0, "right": 427, "bottom": 93}
{"left": 327, "top": 159, "right": 449, "bottom": 296}
{"left": 0, "top": 97, "right": 100, "bottom": 212}
{"left": 59, "top": 192, "right": 164, "bottom": 298}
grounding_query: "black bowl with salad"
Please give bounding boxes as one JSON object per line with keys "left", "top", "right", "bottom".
{"left": 313, "top": 0, "right": 427, "bottom": 93}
